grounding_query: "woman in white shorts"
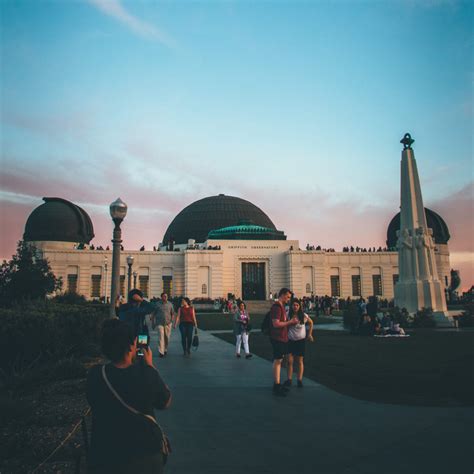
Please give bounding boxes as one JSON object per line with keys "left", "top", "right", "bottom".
{"left": 283, "top": 299, "right": 313, "bottom": 388}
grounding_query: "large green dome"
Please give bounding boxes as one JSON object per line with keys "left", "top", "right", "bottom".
{"left": 208, "top": 222, "right": 286, "bottom": 241}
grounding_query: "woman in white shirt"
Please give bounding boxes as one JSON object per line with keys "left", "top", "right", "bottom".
{"left": 283, "top": 299, "right": 314, "bottom": 388}
{"left": 233, "top": 301, "right": 252, "bottom": 359}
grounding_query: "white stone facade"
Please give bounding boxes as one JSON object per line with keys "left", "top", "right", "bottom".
{"left": 34, "top": 238, "right": 451, "bottom": 301}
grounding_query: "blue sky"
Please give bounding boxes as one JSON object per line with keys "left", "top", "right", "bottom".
{"left": 1, "top": 0, "right": 472, "bottom": 285}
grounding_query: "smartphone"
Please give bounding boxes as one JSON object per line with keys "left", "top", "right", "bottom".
{"left": 137, "top": 334, "right": 150, "bottom": 356}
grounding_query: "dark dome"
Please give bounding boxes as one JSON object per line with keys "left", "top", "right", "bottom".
{"left": 24, "top": 197, "right": 94, "bottom": 243}
{"left": 163, "top": 194, "right": 277, "bottom": 244}
{"left": 386, "top": 208, "right": 450, "bottom": 248}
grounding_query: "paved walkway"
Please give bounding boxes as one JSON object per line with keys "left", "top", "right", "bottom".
{"left": 151, "top": 329, "right": 473, "bottom": 474}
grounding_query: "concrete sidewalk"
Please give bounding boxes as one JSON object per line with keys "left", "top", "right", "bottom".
{"left": 151, "top": 329, "right": 473, "bottom": 474}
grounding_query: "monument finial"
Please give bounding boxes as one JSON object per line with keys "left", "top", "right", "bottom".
{"left": 400, "top": 133, "right": 414, "bottom": 149}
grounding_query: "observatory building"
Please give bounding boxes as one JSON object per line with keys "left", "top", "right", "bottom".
{"left": 24, "top": 193, "right": 452, "bottom": 302}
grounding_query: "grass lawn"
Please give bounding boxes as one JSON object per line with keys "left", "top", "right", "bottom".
{"left": 214, "top": 330, "right": 474, "bottom": 407}
{"left": 195, "top": 312, "right": 340, "bottom": 331}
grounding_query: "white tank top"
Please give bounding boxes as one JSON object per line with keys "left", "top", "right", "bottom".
{"left": 288, "top": 313, "right": 309, "bottom": 341}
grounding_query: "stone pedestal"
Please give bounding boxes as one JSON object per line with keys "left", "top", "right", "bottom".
{"left": 394, "top": 134, "right": 452, "bottom": 327}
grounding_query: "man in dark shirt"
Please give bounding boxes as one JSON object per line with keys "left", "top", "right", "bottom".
{"left": 87, "top": 319, "right": 171, "bottom": 473}
{"left": 270, "top": 288, "right": 298, "bottom": 397}
{"left": 118, "top": 289, "right": 155, "bottom": 337}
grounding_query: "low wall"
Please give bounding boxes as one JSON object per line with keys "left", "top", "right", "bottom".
{"left": 193, "top": 303, "right": 217, "bottom": 312}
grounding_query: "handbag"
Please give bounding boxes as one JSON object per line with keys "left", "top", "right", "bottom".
{"left": 101, "top": 365, "right": 172, "bottom": 464}
{"left": 192, "top": 328, "right": 199, "bottom": 350}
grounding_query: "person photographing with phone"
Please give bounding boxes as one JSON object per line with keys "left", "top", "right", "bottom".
{"left": 86, "top": 318, "right": 172, "bottom": 473}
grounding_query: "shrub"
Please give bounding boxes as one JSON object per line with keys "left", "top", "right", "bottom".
{"left": 412, "top": 307, "right": 436, "bottom": 328}
{"left": 0, "top": 301, "right": 108, "bottom": 381}
{"left": 458, "top": 302, "right": 474, "bottom": 328}
{"left": 52, "top": 292, "right": 88, "bottom": 305}
{"left": 192, "top": 297, "right": 214, "bottom": 304}
{"left": 386, "top": 307, "right": 411, "bottom": 328}
{"left": 0, "top": 241, "right": 62, "bottom": 305}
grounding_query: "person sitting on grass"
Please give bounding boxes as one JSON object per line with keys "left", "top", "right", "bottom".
{"left": 87, "top": 319, "right": 171, "bottom": 474}
{"left": 359, "top": 314, "right": 374, "bottom": 336}
{"left": 283, "top": 299, "right": 314, "bottom": 388}
{"left": 374, "top": 320, "right": 383, "bottom": 335}
{"left": 389, "top": 323, "right": 406, "bottom": 336}
{"left": 381, "top": 313, "right": 392, "bottom": 331}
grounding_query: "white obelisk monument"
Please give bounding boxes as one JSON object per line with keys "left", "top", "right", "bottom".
{"left": 394, "top": 133, "right": 452, "bottom": 326}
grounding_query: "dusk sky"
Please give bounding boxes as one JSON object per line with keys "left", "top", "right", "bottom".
{"left": 1, "top": 0, "right": 472, "bottom": 289}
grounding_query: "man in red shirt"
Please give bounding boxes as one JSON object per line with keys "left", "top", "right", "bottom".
{"left": 270, "top": 288, "right": 298, "bottom": 396}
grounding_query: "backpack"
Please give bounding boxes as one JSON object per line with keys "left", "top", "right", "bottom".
{"left": 261, "top": 310, "right": 272, "bottom": 335}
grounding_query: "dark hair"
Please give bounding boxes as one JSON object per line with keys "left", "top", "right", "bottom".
{"left": 180, "top": 296, "right": 192, "bottom": 307}
{"left": 128, "top": 288, "right": 143, "bottom": 300}
{"left": 289, "top": 298, "right": 305, "bottom": 324}
{"left": 238, "top": 301, "right": 246, "bottom": 308}
{"left": 278, "top": 288, "right": 291, "bottom": 298}
{"left": 161, "top": 292, "right": 168, "bottom": 298}
{"left": 101, "top": 319, "right": 135, "bottom": 363}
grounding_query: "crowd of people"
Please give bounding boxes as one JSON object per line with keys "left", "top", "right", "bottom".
{"left": 87, "top": 286, "right": 375, "bottom": 470}
{"left": 185, "top": 243, "right": 222, "bottom": 250}
{"left": 268, "top": 293, "right": 393, "bottom": 316}
{"left": 341, "top": 246, "right": 393, "bottom": 253}
{"left": 351, "top": 297, "right": 408, "bottom": 336}
{"left": 304, "top": 244, "right": 336, "bottom": 251}
{"left": 78, "top": 242, "right": 398, "bottom": 254}
{"left": 75, "top": 243, "right": 110, "bottom": 250}
{"left": 304, "top": 243, "right": 394, "bottom": 252}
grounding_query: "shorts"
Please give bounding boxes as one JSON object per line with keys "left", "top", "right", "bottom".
{"left": 288, "top": 338, "right": 306, "bottom": 357}
{"left": 270, "top": 339, "right": 289, "bottom": 360}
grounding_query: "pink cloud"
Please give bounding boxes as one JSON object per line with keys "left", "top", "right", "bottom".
{"left": 1, "top": 157, "right": 472, "bottom": 291}
{"left": 0, "top": 167, "right": 97, "bottom": 202}
{"left": 429, "top": 181, "right": 474, "bottom": 253}
{"left": 0, "top": 201, "right": 33, "bottom": 259}
{"left": 3, "top": 110, "right": 92, "bottom": 141}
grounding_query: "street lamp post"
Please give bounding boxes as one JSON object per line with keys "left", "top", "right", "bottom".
{"left": 109, "top": 198, "right": 128, "bottom": 318}
{"left": 126, "top": 255, "right": 134, "bottom": 298}
{"left": 133, "top": 271, "right": 138, "bottom": 289}
{"left": 103, "top": 256, "right": 108, "bottom": 303}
